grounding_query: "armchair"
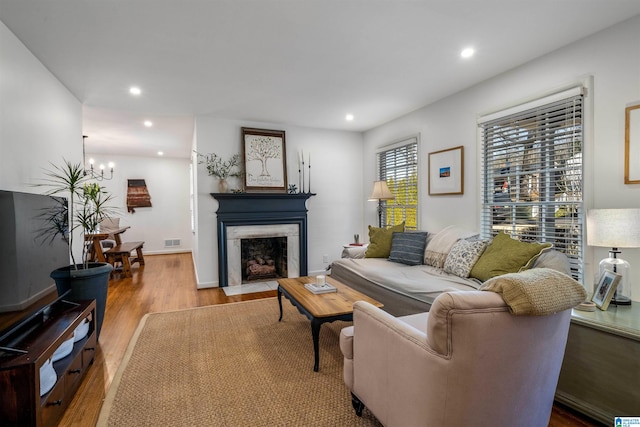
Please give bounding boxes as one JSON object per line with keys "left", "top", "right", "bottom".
{"left": 340, "top": 290, "right": 575, "bottom": 427}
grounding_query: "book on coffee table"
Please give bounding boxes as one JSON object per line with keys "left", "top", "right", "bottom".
{"left": 304, "top": 283, "right": 337, "bottom": 294}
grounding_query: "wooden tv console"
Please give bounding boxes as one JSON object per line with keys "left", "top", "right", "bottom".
{"left": 555, "top": 305, "right": 640, "bottom": 424}
{"left": 0, "top": 299, "right": 96, "bottom": 427}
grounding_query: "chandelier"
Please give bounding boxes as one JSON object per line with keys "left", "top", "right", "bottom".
{"left": 83, "top": 135, "right": 114, "bottom": 181}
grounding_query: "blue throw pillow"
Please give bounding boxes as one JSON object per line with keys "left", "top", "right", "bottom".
{"left": 388, "top": 232, "right": 429, "bottom": 265}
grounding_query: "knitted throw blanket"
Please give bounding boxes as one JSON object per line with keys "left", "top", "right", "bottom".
{"left": 480, "top": 268, "right": 587, "bottom": 315}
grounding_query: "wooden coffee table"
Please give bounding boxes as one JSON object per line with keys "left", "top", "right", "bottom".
{"left": 277, "top": 275, "right": 383, "bottom": 372}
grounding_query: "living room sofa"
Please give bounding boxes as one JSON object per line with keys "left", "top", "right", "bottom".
{"left": 330, "top": 225, "right": 572, "bottom": 316}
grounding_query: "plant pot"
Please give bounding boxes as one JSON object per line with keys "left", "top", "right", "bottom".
{"left": 50, "top": 262, "right": 113, "bottom": 339}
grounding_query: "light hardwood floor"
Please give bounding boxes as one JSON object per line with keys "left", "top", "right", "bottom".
{"left": 3, "top": 253, "right": 603, "bottom": 426}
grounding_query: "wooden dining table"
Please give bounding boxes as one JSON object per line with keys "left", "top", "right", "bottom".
{"left": 85, "top": 226, "right": 131, "bottom": 262}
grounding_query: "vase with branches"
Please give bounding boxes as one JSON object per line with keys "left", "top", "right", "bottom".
{"left": 196, "top": 152, "right": 243, "bottom": 192}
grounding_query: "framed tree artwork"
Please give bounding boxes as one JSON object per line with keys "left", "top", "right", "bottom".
{"left": 241, "top": 127, "right": 287, "bottom": 192}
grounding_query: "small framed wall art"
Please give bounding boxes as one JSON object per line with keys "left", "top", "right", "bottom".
{"left": 428, "top": 146, "right": 464, "bottom": 195}
{"left": 591, "top": 270, "right": 621, "bottom": 310}
{"left": 624, "top": 103, "right": 640, "bottom": 184}
{"left": 241, "top": 127, "right": 287, "bottom": 192}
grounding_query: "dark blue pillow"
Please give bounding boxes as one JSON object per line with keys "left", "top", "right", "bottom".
{"left": 388, "top": 232, "right": 429, "bottom": 265}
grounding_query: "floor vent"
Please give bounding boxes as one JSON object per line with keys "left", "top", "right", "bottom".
{"left": 164, "top": 239, "right": 181, "bottom": 247}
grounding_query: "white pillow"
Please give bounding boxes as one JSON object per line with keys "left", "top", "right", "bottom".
{"left": 423, "top": 225, "right": 478, "bottom": 268}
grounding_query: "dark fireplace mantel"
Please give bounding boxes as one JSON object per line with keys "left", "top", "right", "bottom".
{"left": 211, "top": 193, "right": 315, "bottom": 287}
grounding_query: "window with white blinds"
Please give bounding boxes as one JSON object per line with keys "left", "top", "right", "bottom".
{"left": 376, "top": 138, "right": 418, "bottom": 229}
{"left": 478, "top": 91, "right": 584, "bottom": 280}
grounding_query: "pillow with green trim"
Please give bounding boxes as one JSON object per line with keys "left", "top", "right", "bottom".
{"left": 364, "top": 222, "right": 405, "bottom": 258}
{"left": 469, "top": 232, "right": 552, "bottom": 282}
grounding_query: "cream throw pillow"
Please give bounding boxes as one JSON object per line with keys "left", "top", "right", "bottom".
{"left": 424, "top": 225, "right": 478, "bottom": 268}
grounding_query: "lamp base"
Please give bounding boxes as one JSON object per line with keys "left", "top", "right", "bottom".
{"left": 599, "top": 251, "right": 632, "bottom": 307}
{"left": 610, "top": 295, "right": 632, "bottom": 306}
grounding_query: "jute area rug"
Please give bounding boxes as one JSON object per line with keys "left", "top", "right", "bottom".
{"left": 97, "top": 298, "right": 382, "bottom": 426}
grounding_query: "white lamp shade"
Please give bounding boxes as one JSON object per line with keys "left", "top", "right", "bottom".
{"left": 368, "top": 181, "right": 394, "bottom": 201}
{"left": 587, "top": 208, "right": 640, "bottom": 248}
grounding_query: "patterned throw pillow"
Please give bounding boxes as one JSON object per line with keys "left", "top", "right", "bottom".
{"left": 443, "top": 239, "right": 488, "bottom": 278}
{"left": 388, "top": 232, "right": 429, "bottom": 265}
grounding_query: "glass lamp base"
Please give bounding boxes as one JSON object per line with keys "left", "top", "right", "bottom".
{"left": 611, "top": 295, "right": 632, "bottom": 306}
{"left": 599, "top": 252, "right": 632, "bottom": 306}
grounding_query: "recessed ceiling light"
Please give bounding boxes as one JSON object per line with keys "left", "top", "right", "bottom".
{"left": 460, "top": 47, "right": 475, "bottom": 59}
{"left": 129, "top": 86, "right": 142, "bottom": 95}
{"left": 158, "top": 151, "right": 164, "bottom": 156}
{"left": 346, "top": 114, "right": 354, "bottom": 121}
{"left": 144, "top": 120, "right": 153, "bottom": 127}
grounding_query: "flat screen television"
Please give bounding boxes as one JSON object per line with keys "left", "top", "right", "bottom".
{"left": 0, "top": 190, "right": 69, "bottom": 326}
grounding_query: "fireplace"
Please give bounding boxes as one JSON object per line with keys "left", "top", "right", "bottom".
{"left": 212, "top": 193, "right": 314, "bottom": 287}
{"left": 225, "top": 223, "right": 299, "bottom": 286}
{"left": 242, "top": 237, "right": 287, "bottom": 282}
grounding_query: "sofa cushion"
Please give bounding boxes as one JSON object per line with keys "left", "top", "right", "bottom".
{"left": 532, "top": 249, "right": 571, "bottom": 275}
{"left": 443, "top": 239, "right": 488, "bottom": 278}
{"left": 424, "top": 225, "right": 477, "bottom": 268}
{"left": 480, "top": 268, "right": 587, "bottom": 315}
{"left": 365, "top": 222, "right": 405, "bottom": 258}
{"left": 388, "top": 232, "right": 429, "bottom": 265}
{"left": 470, "top": 232, "right": 552, "bottom": 282}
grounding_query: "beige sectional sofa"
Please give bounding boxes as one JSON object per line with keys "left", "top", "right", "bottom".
{"left": 330, "top": 225, "right": 572, "bottom": 316}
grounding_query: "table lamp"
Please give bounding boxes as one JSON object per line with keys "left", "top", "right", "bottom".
{"left": 586, "top": 208, "right": 640, "bottom": 305}
{"left": 368, "top": 181, "right": 394, "bottom": 228}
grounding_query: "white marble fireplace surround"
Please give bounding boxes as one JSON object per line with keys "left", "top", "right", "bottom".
{"left": 226, "top": 224, "right": 299, "bottom": 287}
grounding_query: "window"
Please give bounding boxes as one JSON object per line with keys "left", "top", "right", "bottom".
{"left": 376, "top": 137, "right": 418, "bottom": 229}
{"left": 478, "top": 88, "right": 584, "bottom": 280}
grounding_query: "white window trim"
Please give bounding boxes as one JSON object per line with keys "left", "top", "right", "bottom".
{"left": 375, "top": 134, "right": 420, "bottom": 229}
{"left": 477, "top": 82, "right": 589, "bottom": 281}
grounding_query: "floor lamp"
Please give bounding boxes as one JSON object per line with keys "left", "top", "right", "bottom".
{"left": 368, "top": 181, "right": 394, "bottom": 228}
{"left": 587, "top": 208, "right": 640, "bottom": 305}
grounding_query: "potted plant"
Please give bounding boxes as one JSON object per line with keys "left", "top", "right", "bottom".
{"left": 196, "top": 152, "right": 243, "bottom": 193}
{"left": 37, "top": 160, "right": 118, "bottom": 338}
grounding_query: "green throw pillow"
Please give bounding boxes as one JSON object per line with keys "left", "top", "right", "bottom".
{"left": 365, "top": 222, "right": 405, "bottom": 258}
{"left": 469, "top": 231, "right": 552, "bottom": 282}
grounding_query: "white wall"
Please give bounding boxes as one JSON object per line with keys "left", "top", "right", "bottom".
{"left": 85, "top": 153, "right": 193, "bottom": 254}
{"left": 1, "top": 21, "right": 193, "bottom": 266}
{"left": 0, "top": 21, "right": 83, "bottom": 259}
{"left": 364, "top": 15, "right": 640, "bottom": 299}
{"left": 193, "top": 117, "right": 363, "bottom": 287}
{"left": 0, "top": 21, "right": 81, "bottom": 191}
{"left": 6, "top": 12, "right": 640, "bottom": 298}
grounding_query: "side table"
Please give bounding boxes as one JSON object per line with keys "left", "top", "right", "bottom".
{"left": 555, "top": 304, "right": 640, "bottom": 423}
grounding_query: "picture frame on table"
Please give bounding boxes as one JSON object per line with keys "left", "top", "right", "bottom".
{"left": 428, "top": 146, "right": 464, "bottom": 195}
{"left": 591, "top": 270, "right": 621, "bottom": 310}
{"left": 241, "top": 127, "right": 287, "bottom": 192}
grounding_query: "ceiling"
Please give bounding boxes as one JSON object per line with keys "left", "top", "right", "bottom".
{"left": 2, "top": 1, "right": 640, "bottom": 159}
